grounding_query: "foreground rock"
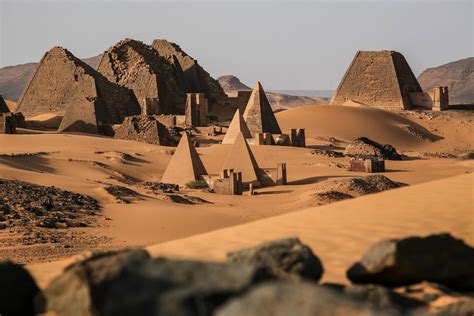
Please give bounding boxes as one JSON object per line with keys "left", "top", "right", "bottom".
{"left": 215, "top": 281, "right": 408, "bottom": 316}
{"left": 227, "top": 238, "right": 324, "bottom": 282}
{"left": 0, "top": 261, "right": 41, "bottom": 316}
{"left": 41, "top": 250, "right": 270, "bottom": 316}
{"left": 347, "top": 233, "right": 474, "bottom": 291}
{"left": 344, "top": 137, "right": 402, "bottom": 160}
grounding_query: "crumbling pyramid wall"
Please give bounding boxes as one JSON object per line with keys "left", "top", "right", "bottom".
{"left": 97, "top": 39, "right": 186, "bottom": 115}
{"left": 113, "top": 115, "right": 175, "bottom": 145}
{"left": 330, "top": 51, "right": 422, "bottom": 109}
{"left": 15, "top": 47, "right": 140, "bottom": 134}
{"left": 151, "top": 39, "right": 227, "bottom": 110}
{"left": 243, "top": 82, "right": 282, "bottom": 136}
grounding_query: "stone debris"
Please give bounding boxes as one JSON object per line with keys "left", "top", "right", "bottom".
{"left": 0, "top": 178, "right": 100, "bottom": 244}
{"left": 227, "top": 238, "right": 324, "bottom": 282}
{"left": 310, "top": 148, "right": 344, "bottom": 158}
{"left": 344, "top": 137, "right": 403, "bottom": 160}
{"left": 347, "top": 233, "right": 474, "bottom": 291}
{"left": 104, "top": 185, "right": 143, "bottom": 204}
{"left": 113, "top": 115, "right": 176, "bottom": 145}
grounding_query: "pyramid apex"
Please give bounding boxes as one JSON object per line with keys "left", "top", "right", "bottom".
{"left": 254, "top": 81, "right": 264, "bottom": 91}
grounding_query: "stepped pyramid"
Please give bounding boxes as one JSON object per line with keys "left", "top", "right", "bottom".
{"left": 151, "top": 39, "right": 227, "bottom": 108}
{"left": 330, "top": 51, "right": 423, "bottom": 109}
{"left": 222, "top": 108, "right": 252, "bottom": 144}
{"left": 15, "top": 47, "right": 140, "bottom": 134}
{"left": 222, "top": 132, "right": 261, "bottom": 185}
{"left": 97, "top": 38, "right": 186, "bottom": 114}
{"left": 161, "top": 132, "right": 207, "bottom": 186}
{"left": 243, "top": 82, "right": 282, "bottom": 136}
{"left": 0, "top": 95, "right": 9, "bottom": 113}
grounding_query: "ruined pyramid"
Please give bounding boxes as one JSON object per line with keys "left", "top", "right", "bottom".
{"left": 151, "top": 39, "right": 227, "bottom": 108}
{"left": 243, "top": 82, "right": 282, "bottom": 136}
{"left": 222, "top": 131, "right": 261, "bottom": 185}
{"left": 330, "top": 51, "right": 423, "bottom": 109}
{"left": 15, "top": 47, "right": 140, "bottom": 134}
{"left": 222, "top": 108, "right": 252, "bottom": 144}
{"left": 97, "top": 38, "right": 186, "bottom": 115}
{"left": 161, "top": 132, "right": 207, "bottom": 186}
{"left": 0, "top": 95, "right": 9, "bottom": 113}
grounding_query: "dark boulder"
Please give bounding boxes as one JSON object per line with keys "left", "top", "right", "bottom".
{"left": 347, "top": 234, "right": 474, "bottom": 291}
{"left": 0, "top": 260, "right": 41, "bottom": 316}
{"left": 215, "top": 281, "right": 406, "bottom": 316}
{"left": 227, "top": 238, "right": 324, "bottom": 282}
{"left": 344, "top": 137, "right": 402, "bottom": 160}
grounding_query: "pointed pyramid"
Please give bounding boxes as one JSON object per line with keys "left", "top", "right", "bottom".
{"left": 242, "top": 81, "right": 282, "bottom": 136}
{"left": 222, "top": 132, "right": 261, "bottom": 185}
{"left": 222, "top": 109, "right": 252, "bottom": 144}
{"left": 330, "top": 51, "right": 423, "bottom": 109}
{"left": 161, "top": 132, "right": 207, "bottom": 186}
{"left": 0, "top": 95, "right": 10, "bottom": 114}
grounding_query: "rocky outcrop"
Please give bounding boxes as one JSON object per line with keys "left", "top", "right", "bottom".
{"left": 97, "top": 38, "right": 186, "bottom": 115}
{"left": 418, "top": 57, "right": 474, "bottom": 105}
{"left": 113, "top": 115, "right": 176, "bottom": 145}
{"left": 347, "top": 233, "right": 474, "bottom": 291}
{"left": 227, "top": 238, "right": 324, "bottom": 282}
{"left": 344, "top": 137, "right": 402, "bottom": 160}
{"left": 0, "top": 261, "right": 41, "bottom": 315}
{"left": 218, "top": 75, "right": 251, "bottom": 93}
{"left": 152, "top": 39, "right": 228, "bottom": 109}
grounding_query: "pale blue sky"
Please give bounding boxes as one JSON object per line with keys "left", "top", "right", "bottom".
{"left": 1, "top": 0, "right": 472, "bottom": 89}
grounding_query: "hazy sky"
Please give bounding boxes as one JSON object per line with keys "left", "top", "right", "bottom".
{"left": 0, "top": 0, "right": 472, "bottom": 89}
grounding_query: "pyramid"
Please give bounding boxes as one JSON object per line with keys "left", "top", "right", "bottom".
{"left": 161, "top": 132, "right": 207, "bottom": 186}
{"left": 330, "top": 51, "right": 423, "bottom": 110}
{"left": 242, "top": 82, "right": 282, "bottom": 136}
{"left": 151, "top": 39, "right": 227, "bottom": 108}
{"left": 97, "top": 38, "right": 186, "bottom": 114}
{"left": 222, "top": 109, "right": 252, "bottom": 144}
{"left": 15, "top": 47, "right": 140, "bottom": 134}
{"left": 222, "top": 132, "right": 261, "bottom": 185}
{"left": 0, "top": 95, "right": 10, "bottom": 113}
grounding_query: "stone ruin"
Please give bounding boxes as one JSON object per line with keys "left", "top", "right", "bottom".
{"left": 113, "top": 115, "right": 176, "bottom": 146}
{"left": 161, "top": 132, "right": 207, "bottom": 186}
{"left": 15, "top": 47, "right": 141, "bottom": 135}
{"left": 97, "top": 38, "right": 186, "bottom": 115}
{"left": 344, "top": 137, "right": 402, "bottom": 160}
{"left": 185, "top": 93, "right": 208, "bottom": 127}
{"left": 0, "top": 95, "right": 25, "bottom": 134}
{"left": 152, "top": 39, "right": 228, "bottom": 111}
{"left": 330, "top": 50, "right": 450, "bottom": 111}
{"left": 207, "top": 169, "right": 244, "bottom": 195}
{"left": 348, "top": 158, "right": 386, "bottom": 173}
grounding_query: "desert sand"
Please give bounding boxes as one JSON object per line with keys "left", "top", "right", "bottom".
{"left": 0, "top": 104, "right": 472, "bottom": 291}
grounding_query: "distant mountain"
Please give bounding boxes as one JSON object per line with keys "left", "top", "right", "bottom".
{"left": 0, "top": 55, "right": 101, "bottom": 101}
{"left": 217, "top": 75, "right": 329, "bottom": 109}
{"left": 418, "top": 57, "right": 474, "bottom": 104}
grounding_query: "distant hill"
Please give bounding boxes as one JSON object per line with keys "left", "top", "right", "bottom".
{"left": 217, "top": 75, "right": 329, "bottom": 110}
{"left": 418, "top": 57, "right": 474, "bottom": 104}
{"left": 0, "top": 55, "right": 101, "bottom": 101}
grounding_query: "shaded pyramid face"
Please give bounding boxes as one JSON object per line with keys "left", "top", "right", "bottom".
{"left": 222, "top": 132, "right": 261, "bottom": 185}
{"left": 222, "top": 108, "right": 252, "bottom": 144}
{"left": 161, "top": 133, "right": 207, "bottom": 186}
{"left": 330, "top": 51, "right": 422, "bottom": 109}
{"left": 243, "top": 81, "right": 282, "bottom": 136}
{"left": 0, "top": 95, "right": 9, "bottom": 113}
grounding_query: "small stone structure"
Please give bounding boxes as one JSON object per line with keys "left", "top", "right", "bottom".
{"left": 0, "top": 113, "right": 16, "bottom": 134}
{"left": 113, "top": 115, "right": 175, "bottom": 145}
{"left": 161, "top": 132, "right": 207, "bottom": 186}
{"left": 206, "top": 169, "right": 243, "bottom": 195}
{"left": 289, "top": 129, "right": 306, "bottom": 147}
{"left": 260, "top": 163, "right": 288, "bottom": 186}
{"left": 16, "top": 47, "right": 140, "bottom": 134}
{"left": 185, "top": 93, "right": 208, "bottom": 127}
{"left": 348, "top": 158, "right": 385, "bottom": 173}
{"left": 226, "top": 90, "right": 252, "bottom": 113}
{"left": 409, "top": 86, "right": 450, "bottom": 111}
{"left": 154, "top": 114, "right": 186, "bottom": 127}
{"left": 330, "top": 51, "right": 423, "bottom": 110}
